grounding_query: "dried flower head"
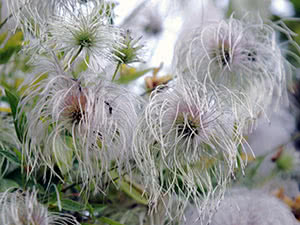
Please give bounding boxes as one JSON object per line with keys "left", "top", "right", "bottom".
{"left": 134, "top": 80, "right": 245, "bottom": 221}
{"left": 7, "top": 0, "right": 86, "bottom": 43}
{"left": 7, "top": 0, "right": 117, "bottom": 66}
{"left": 47, "top": 2, "right": 122, "bottom": 72}
{"left": 70, "top": 78, "right": 144, "bottom": 191}
{"left": 173, "top": 14, "right": 290, "bottom": 115}
{"left": 19, "top": 75, "right": 86, "bottom": 177}
{"left": 0, "top": 189, "right": 79, "bottom": 225}
{"left": 19, "top": 72, "right": 143, "bottom": 193}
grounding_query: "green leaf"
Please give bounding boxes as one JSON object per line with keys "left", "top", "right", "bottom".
{"left": 90, "top": 203, "right": 107, "bottom": 215}
{"left": 116, "top": 67, "right": 153, "bottom": 84}
{"left": 16, "top": 112, "right": 27, "bottom": 143}
{"left": 0, "top": 178, "right": 19, "bottom": 192}
{"left": 72, "top": 58, "right": 88, "bottom": 78}
{"left": 55, "top": 136, "right": 73, "bottom": 175}
{"left": 12, "top": 148, "right": 22, "bottom": 163}
{"left": 0, "top": 149, "right": 20, "bottom": 165}
{"left": 119, "top": 180, "right": 148, "bottom": 205}
{"left": 109, "top": 171, "right": 148, "bottom": 205}
{"left": 0, "top": 46, "right": 15, "bottom": 64}
{"left": 0, "top": 32, "right": 8, "bottom": 45}
{"left": 0, "top": 31, "right": 23, "bottom": 64}
{"left": 5, "top": 89, "right": 27, "bottom": 142}
{"left": 5, "top": 89, "right": 18, "bottom": 117}
{"left": 60, "top": 198, "right": 85, "bottom": 212}
{"left": 2, "top": 168, "right": 23, "bottom": 186}
{"left": 99, "top": 217, "right": 125, "bottom": 225}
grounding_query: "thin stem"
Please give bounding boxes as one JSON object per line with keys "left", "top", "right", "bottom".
{"left": 0, "top": 16, "right": 12, "bottom": 30}
{"left": 64, "top": 46, "right": 83, "bottom": 72}
{"left": 0, "top": 1, "right": 28, "bottom": 31}
{"left": 61, "top": 182, "right": 80, "bottom": 193}
{"left": 0, "top": 9, "right": 16, "bottom": 31}
{"left": 111, "top": 62, "right": 121, "bottom": 82}
{"left": 226, "top": 0, "right": 234, "bottom": 18}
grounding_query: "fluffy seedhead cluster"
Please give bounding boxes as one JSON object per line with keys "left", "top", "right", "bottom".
{"left": 7, "top": 0, "right": 91, "bottom": 48}
{"left": 173, "top": 14, "right": 290, "bottom": 124}
{"left": 5, "top": 0, "right": 298, "bottom": 224}
{"left": 133, "top": 80, "right": 247, "bottom": 221}
{"left": 0, "top": 189, "right": 79, "bottom": 225}
{"left": 47, "top": 2, "right": 122, "bottom": 72}
{"left": 7, "top": 0, "right": 125, "bottom": 74}
{"left": 19, "top": 73, "right": 143, "bottom": 192}
{"left": 132, "top": 12, "right": 295, "bottom": 223}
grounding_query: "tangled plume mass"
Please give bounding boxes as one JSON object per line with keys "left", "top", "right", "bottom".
{"left": 1, "top": 0, "right": 300, "bottom": 224}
